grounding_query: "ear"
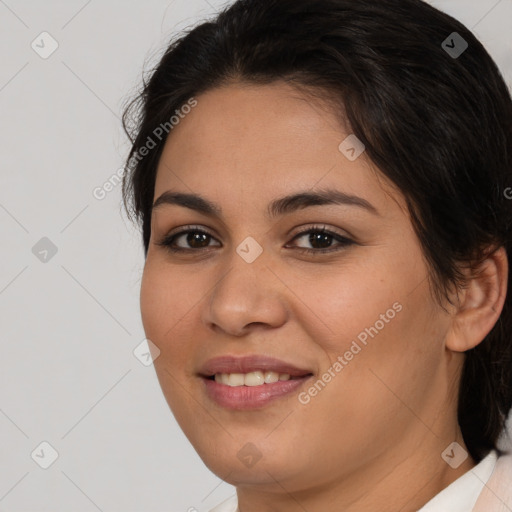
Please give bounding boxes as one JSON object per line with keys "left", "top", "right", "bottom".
{"left": 445, "top": 246, "right": 508, "bottom": 352}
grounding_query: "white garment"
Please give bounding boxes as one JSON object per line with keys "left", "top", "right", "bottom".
{"left": 417, "top": 449, "right": 497, "bottom": 512}
{"left": 208, "top": 448, "right": 512, "bottom": 512}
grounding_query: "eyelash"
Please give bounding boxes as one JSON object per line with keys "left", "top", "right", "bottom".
{"left": 156, "top": 224, "right": 355, "bottom": 255}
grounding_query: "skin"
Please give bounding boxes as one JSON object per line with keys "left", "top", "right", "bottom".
{"left": 140, "top": 81, "right": 508, "bottom": 512}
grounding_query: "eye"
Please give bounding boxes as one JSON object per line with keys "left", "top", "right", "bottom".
{"left": 286, "top": 225, "right": 355, "bottom": 254}
{"left": 156, "top": 225, "right": 220, "bottom": 252}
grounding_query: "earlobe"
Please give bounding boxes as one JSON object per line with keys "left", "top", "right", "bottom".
{"left": 445, "top": 246, "right": 508, "bottom": 353}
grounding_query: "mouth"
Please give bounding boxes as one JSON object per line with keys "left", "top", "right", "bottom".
{"left": 198, "top": 355, "right": 314, "bottom": 410}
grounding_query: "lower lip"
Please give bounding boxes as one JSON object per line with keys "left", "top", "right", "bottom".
{"left": 202, "top": 376, "right": 312, "bottom": 410}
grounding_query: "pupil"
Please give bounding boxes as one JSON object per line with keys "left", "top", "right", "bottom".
{"left": 309, "top": 232, "right": 332, "bottom": 249}
{"left": 188, "top": 232, "right": 209, "bottom": 248}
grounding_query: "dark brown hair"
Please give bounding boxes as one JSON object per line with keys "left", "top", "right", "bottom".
{"left": 121, "top": 0, "right": 512, "bottom": 462}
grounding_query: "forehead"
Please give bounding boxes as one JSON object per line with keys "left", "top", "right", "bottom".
{"left": 154, "top": 81, "right": 404, "bottom": 215}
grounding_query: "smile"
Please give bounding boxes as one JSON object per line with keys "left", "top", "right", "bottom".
{"left": 199, "top": 355, "right": 314, "bottom": 409}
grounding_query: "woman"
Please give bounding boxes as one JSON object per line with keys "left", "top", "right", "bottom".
{"left": 121, "top": 0, "right": 512, "bottom": 510}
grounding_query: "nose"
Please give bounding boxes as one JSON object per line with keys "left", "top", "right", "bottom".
{"left": 203, "top": 249, "right": 289, "bottom": 337}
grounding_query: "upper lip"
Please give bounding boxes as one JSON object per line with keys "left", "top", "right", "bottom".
{"left": 199, "top": 355, "right": 314, "bottom": 378}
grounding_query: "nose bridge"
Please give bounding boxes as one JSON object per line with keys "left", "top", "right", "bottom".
{"left": 217, "top": 231, "right": 268, "bottom": 293}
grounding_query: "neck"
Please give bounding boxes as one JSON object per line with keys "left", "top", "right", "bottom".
{"left": 236, "top": 431, "right": 476, "bottom": 512}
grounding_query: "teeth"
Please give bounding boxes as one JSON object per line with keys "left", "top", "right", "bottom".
{"left": 264, "top": 371, "right": 279, "bottom": 383}
{"left": 227, "top": 373, "right": 245, "bottom": 387}
{"left": 214, "top": 371, "right": 292, "bottom": 386}
{"left": 244, "top": 371, "right": 264, "bottom": 386}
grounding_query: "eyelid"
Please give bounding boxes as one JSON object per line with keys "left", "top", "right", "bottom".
{"left": 164, "top": 224, "right": 217, "bottom": 239}
{"left": 288, "top": 224, "right": 351, "bottom": 242}
{"left": 285, "top": 225, "right": 354, "bottom": 252}
{"left": 157, "top": 225, "right": 220, "bottom": 249}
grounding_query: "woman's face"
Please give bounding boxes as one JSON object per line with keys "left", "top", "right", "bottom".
{"left": 140, "top": 82, "right": 465, "bottom": 494}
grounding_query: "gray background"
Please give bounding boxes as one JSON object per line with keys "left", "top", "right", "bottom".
{"left": 1, "top": 1, "right": 511, "bottom": 511}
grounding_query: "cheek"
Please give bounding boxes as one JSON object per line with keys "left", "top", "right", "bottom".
{"left": 287, "top": 259, "right": 406, "bottom": 356}
{"left": 308, "top": 278, "right": 445, "bottom": 420}
{"left": 139, "top": 262, "right": 205, "bottom": 423}
{"left": 295, "top": 251, "right": 444, "bottom": 402}
{"left": 139, "top": 261, "right": 202, "bottom": 362}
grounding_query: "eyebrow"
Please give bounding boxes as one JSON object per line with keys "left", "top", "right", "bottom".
{"left": 152, "top": 187, "right": 380, "bottom": 219}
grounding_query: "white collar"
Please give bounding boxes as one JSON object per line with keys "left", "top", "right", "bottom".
{"left": 417, "top": 450, "right": 497, "bottom": 512}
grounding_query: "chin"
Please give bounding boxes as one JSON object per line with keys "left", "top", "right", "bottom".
{"left": 199, "top": 449, "right": 297, "bottom": 487}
